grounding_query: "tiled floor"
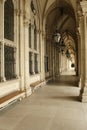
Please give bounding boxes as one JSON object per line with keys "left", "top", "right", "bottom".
{"left": 0, "top": 76, "right": 87, "bottom": 130}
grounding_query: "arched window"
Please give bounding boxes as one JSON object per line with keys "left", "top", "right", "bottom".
{"left": 4, "top": 0, "right": 15, "bottom": 80}
{"left": 4, "top": 0, "right": 14, "bottom": 41}
{"left": 34, "top": 21, "right": 37, "bottom": 50}
{"left": 29, "top": 24, "right": 31, "bottom": 48}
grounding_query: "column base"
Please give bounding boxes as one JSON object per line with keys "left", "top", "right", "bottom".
{"left": 0, "top": 77, "right": 6, "bottom": 82}
{"left": 78, "top": 77, "right": 81, "bottom": 88}
{"left": 25, "top": 87, "right": 32, "bottom": 97}
{"left": 79, "top": 87, "right": 87, "bottom": 102}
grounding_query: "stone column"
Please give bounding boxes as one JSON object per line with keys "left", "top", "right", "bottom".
{"left": 39, "top": 31, "right": 45, "bottom": 80}
{"left": 0, "top": 1, "right": 6, "bottom": 82}
{"left": 24, "top": 18, "right": 32, "bottom": 96}
{"left": 31, "top": 24, "right": 35, "bottom": 74}
{"left": 37, "top": 30, "right": 40, "bottom": 73}
{"left": 57, "top": 50, "right": 60, "bottom": 77}
{"left": 79, "top": 1, "right": 87, "bottom": 102}
{"left": 78, "top": 15, "right": 85, "bottom": 94}
{"left": 52, "top": 44, "right": 55, "bottom": 80}
{"left": 19, "top": 1, "right": 25, "bottom": 90}
{"left": 55, "top": 45, "right": 57, "bottom": 77}
{"left": 49, "top": 41, "right": 52, "bottom": 76}
{"left": 77, "top": 28, "right": 81, "bottom": 87}
{"left": 14, "top": 7, "right": 20, "bottom": 79}
{"left": 59, "top": 52, "right": 62, "bottom": 75}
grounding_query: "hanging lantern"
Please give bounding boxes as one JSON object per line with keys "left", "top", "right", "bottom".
{"left": 54, "top": 29, "right": 61, "bottom": 43}
{"left": 66, "top": 50, "right": 70, "bottom": 58}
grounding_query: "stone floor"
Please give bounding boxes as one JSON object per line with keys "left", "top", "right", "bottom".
{"left": 0, "top": 76, "right": 87, "bottom": 130}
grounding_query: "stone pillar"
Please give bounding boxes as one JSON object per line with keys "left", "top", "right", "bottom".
{"left": 59, "top": 53, "right": 62, "bottom": 75}
{"left": 0, "top": 1, "right": 6, "bottom": 82}
{"left": 55, "top": 45, "right": 57, "bottom": 77}
{"left": 50, "top": 41, "right": 53, "bottom": 76}
{"left": 52, "top": 44, "right": 55, "bottom": 80}
{"left": 79, "top": 1, "right": 87, "bottom": 102}
{"left": 37, "top": 30, "right": 40, "bottom": 73}
{"left": 78, "top": 15, "right": 85, "bottom": 96}
{"left": 58, "top": 51, "right": 60, "bottom": 76}
{"left": 56, "top": 47, "right": 58, "bottom": 77}
{"left": 40, "top": 31, "right": 45, "bottom": 80}
{"left": 19, "top": 1, "right": 25, "bottom": 90}
{"left": 24, "top": 19, "right": 32, "bottom": 96}
{"left": 77, "top": 28, "right": 81, "bottom": 87}
{"left": 14, "top": 7, "right": 20, "bottom": 79}
{"left": 31, "top": 24, "right": 35, "bottom": 74}
{"left": 48, "top": 40, "right": 51, "bottom": 76}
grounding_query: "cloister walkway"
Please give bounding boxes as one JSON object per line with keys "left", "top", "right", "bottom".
{"left": 0, "top": 76, "right": 87, "bottom": 130}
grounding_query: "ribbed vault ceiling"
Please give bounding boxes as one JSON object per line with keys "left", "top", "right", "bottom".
{"left": 38, "top": 0, "right": 80, "bottom": 55}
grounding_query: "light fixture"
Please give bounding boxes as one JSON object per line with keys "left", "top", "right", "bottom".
{"left": 65, "top": 49, "right": 71, "bottom": 59}
{"left": 54, "top": 29, "right": 61, "bottom": 43}
{"left": 53, "top": 0, "right": 66, "bottom": 54}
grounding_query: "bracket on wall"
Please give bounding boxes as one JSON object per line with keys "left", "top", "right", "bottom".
{"left": 30, "top": 0, "right": 36, "bottom": 15}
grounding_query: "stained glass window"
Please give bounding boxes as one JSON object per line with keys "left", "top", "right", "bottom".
{"left": 4, "top": 46, "right": 15, "bottom": 80}
{"left": 34, "top": 22, "right": 37, "bottom": 50}
{"left": 29, "top": 52, "right": 33, "bottom": 74}
{"left": 4, "top": 0, "right": 14, "bottom": 41}
{"left": 45, "top": 56, "right": 49, "bottom": 72}
{"left": 34, "top": 53, "right": 38, "bottom": 73}
{"left": 29, "top": 24, "right": 31, "bottom": 48}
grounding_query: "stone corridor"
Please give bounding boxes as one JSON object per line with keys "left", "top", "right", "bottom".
{"left": 0, "top": 76, "right": 87, "bottom": 130}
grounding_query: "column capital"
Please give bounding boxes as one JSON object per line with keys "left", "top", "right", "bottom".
{"left": 0, "top": 0, "right": 3, "bottom": 4}
{"left": 31, "top": 24, "right": 35, "bottom": 29}
{"left": 80, "top": 1, "right": 87, "bottom": 14}
{"left": 42, "top": 32, "right": 46, "bottom": 39}
{"left": 14, "top": 9, "right": 24, "bottom": 16}
{"left": 24, "top": 18, "right": 29, "bottom": 27}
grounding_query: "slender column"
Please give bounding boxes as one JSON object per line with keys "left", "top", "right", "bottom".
{"left": 55, "top": 45, "right": 57, "bottom": 77}
{"left": 24, "top": 19, "right": 31, "bottom": 96}
{"left": 79, "top": 1, "right": 87, "bottom": 102}
{"left": 49, "top": 41, "right": 52, "bottom": 76}
{"left": 40, "top": 31, "right": 45, "bottom": 80}
{"left": 77, "top": 28, "right": 81, "bottom": 87}
{"left": 14, "top": 7, "right": 20, "bottom": 79}
{"left": 19, "top": 0, "right": 25, "bottom": 90}
{"left": 59, "top": 53, "right": 62, "bottom": 75}
{"left": 37, "top": 30, "right": 40, "bottom": 73}
{"left": 52, "top": 44, "right": 55, "bottom": 79}
{"left": 31, "top": 25, "right": 35, "bottom": 74}
{"left": 58, "top": 52, "right": 60, "bottom": 77}
{"left": 79, "top": 15, "right": 85, "bottom": 96}
{"left": 0, "top": 1, "right": 6, "bottom": 82}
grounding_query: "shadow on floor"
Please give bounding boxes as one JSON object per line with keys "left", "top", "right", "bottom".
{"left": 48, "top": 81, "right": 78, "bottom": 87}
{"left": 49, "top": 95, "right": 80, "bottom": 102}
{"left": 48, "top": 75, "right": 79, "bottom": 87}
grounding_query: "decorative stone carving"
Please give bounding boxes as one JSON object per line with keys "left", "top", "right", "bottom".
{"left": 80, "top": 1, "right": 87, "bottom": 14}
{"left": 30, "top": 0, "right": 36, "bottom": 15}
{"left": 14, "top": 9, "right": 24, "bottom": 16}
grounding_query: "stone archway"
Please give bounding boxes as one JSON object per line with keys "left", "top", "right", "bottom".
{"left": 43, "top": 0, "right": 78, "bottom": 80}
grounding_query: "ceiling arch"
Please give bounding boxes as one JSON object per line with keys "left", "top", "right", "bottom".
{"left": 44, "top": 0, "right": 79, "bottom": 43}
